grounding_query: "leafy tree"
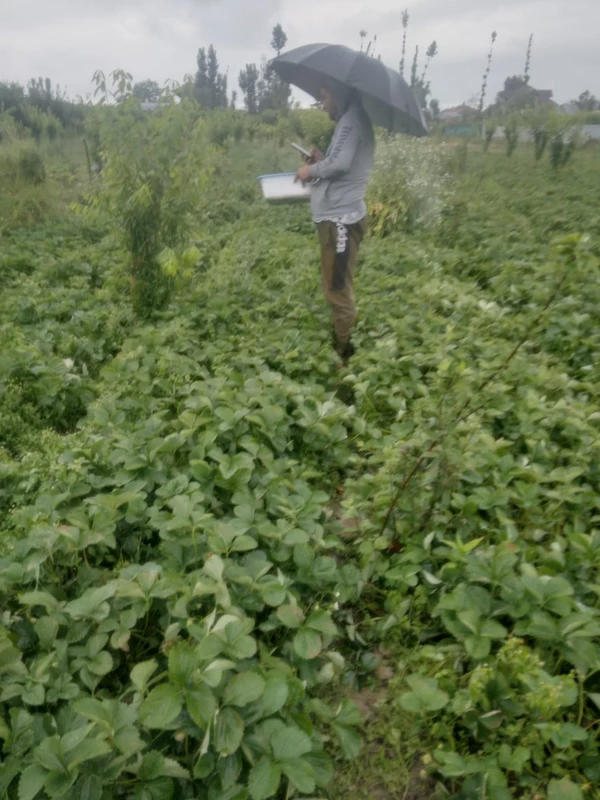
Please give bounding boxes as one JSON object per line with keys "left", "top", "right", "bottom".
{"left": 0, "top": 108, "right": 20, "bottom": 142}
{"left": 429, "top": 98, "right": 440, "bottom": 119}
{"left": 410, "top": 46, "right": 419, "bottom": 89}
{"left": 359, "top": 30, "right": 368, "bottom": 51}
{"left": 399, "top": 10, "right": 409, "bottom": 78}
{"left": 479, "top": 31, "right": 498, "bottom": 113}
{"left": 22, "top": 105, "right": 48, "bottom": 142}
{"left": 262, "top": 25, "right": 291, "bottom": 112}
{"left": 0, "top": 82, "right": 26, "bottom": 116}
{"left": 573, "top": 90, "right": 599, "bottom": 111}
{"left": 510, "top": 88, "right": 540, "bottom": 110}
{"left": 208, "top": 45, "right": 219, "bottom": 93}
{"left": 496, "top": 75, "right": 551, "bottom": 111}
{"left": 0, "top": 77, "right": 84, "bottom": 134}
{"left": 26, "top": 77, "right": 53, "bottom": 107}
{"left": 407, "top": 40, "right": 437, "bottom": 109}
{"left": 239, "top": 64, "right": 260, "bottom": 114}
{"left": 501, "top": 75, "right": 529, "bottom": 95}
{"left": 196, "top": 48, "right": 208, "bottom": 97}
{"left": 208, "top": 45, "right": 228, "bottom": 108}
{"left": 421, "top": 41, "right": 438, "bottom": 84}
{"left": 218, "top": 74, "right": 228, "bottom": 107}
{"left": 241, "top": 25, "right": 291, "bottom": 115}
{"left": 83, "top": 70, "right": 214, "bottom": 315}
{"left": 133, "top": 80, "right": 161, "bottom": 103}
{"left": 524, "top": 33, "right": 533, "bottom": 84}
{"left": 256, "top": 58, "right": 268, "bottom": 111}
{"left": 195, "top": 45, "right": 228, "bottom": 109}
{"left": 271, "top": 23, "right": 288, "bottom": 56}
{"left": 258, "top": 65, "right": 290, "bottom": 113}
{"left": 93, "top": 68, "right": 134, "bottom": 105}
{"left": 175, "top": 77, "right": 196, "bottom": 101}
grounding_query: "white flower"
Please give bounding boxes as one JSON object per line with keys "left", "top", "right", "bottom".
{"left": 63, "top": 358, "right": 75, "bottom": 370}
{"left": 370, "top": 134, "right": 454, "bottom": 230}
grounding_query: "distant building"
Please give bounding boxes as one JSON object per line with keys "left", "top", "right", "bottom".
{"left": 140, "top": 102, "right": 161, "bottom": 112}
{"left": 439, "top": 104, "right": 477, "bottom": 121}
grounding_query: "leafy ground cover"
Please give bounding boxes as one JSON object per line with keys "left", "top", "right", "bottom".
{"left": 1, "top": 138, "right": 600, "bottom": 800}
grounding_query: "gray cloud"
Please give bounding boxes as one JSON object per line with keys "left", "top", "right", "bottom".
{"left": 1, "top": 0, "right": 598, "bottom": 106}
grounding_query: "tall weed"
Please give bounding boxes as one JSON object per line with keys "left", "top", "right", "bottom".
{"left": 368, "top": 134, "right": 454, "bottom": 236}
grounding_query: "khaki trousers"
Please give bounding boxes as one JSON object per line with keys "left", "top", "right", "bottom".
{"left": 317, "top": 218, "right": 367, "bottom": 355}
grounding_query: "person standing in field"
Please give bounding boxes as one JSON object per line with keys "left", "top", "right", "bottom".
{"left": 296, "top": 84, "right": 375, "bottom": 367}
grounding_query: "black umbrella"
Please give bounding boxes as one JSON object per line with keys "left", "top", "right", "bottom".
{"left": 271, "top": 43, "right": 429, "bottom": 137}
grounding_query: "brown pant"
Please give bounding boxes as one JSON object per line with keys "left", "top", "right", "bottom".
{"left": 317, "top": 218, "right": 367, "bottom": 355}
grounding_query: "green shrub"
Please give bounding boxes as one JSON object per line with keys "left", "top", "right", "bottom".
{"left": 77, "top": 75, "right": 218, "bottom": 316}
{"left": 504, "top": 117, "right": 519, "bottom": 157}
{"left": 0, "top": 110, "right": 21, "bottom": 143}
{"left": 206, "top": 109, "right": 247, "bottom": 147}
{"left": 260, "top": 109, "right": 279, "bottom": 127}
{"left": 290, "top": 109, "right": 335, "bottom": 153}
{"left": 18, "top": 148, "right": 46, "bottom": 185}
{"left": 550, "top": 134, "right": 578, "bottom": 170}
{"left": 533, "top": 127, "right": 549, "bottom": 160}
{"left": 483, "top": 120, "right": 497, "bottom": 153}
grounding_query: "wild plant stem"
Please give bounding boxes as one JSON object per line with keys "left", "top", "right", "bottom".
{"left": 380, "top": 269, "right": 569, "bottom": 536}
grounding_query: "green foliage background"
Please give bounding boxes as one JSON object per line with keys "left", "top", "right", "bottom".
{"left": 1, "top": 93, "right": 600, "bottom": 800}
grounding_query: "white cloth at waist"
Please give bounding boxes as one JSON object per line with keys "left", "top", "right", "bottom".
{"left": 312, "top": 211, "right": 365, "bottom": 226}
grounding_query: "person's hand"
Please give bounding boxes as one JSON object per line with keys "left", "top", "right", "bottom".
{"left": 311, "top": 148, "right": 325, "bottom": 162}
{"left": 295, "top": 164, "right": 313, "bottom": 183}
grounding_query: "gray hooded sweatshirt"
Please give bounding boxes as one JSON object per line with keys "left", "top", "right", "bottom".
{"left": 310, "top": 88, "right": 375, "bottom": 224}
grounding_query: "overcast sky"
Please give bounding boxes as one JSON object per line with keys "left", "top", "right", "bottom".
{"left": 1, "top": 0, "right": 597, "bottom": 108}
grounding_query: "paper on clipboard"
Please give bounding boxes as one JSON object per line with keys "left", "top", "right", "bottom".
{"left": 291, "top": 142, "right": 312, "bottom": 159}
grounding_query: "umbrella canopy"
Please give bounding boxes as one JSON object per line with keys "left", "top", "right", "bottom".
{"left": 271, "top": 43, "right": 429, "bottom": 137}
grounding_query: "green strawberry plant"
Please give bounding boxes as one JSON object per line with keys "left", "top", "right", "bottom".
{"left": 2, "top": 113, "right": 600, "bottom": 800}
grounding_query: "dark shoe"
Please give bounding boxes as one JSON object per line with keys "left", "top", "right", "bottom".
{"left": 339, "top": 340, "right": 355, "bottom": 365}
